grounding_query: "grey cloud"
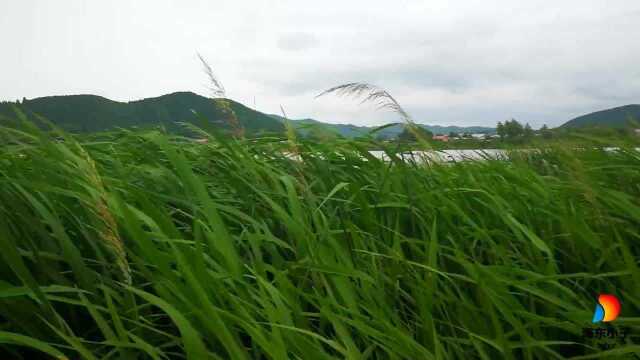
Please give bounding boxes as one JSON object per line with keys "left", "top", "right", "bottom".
{"left": 277, "top": 32, "right": 319, "bottom": 51}
{"left": 1, "top": 0, "right": 640, "bottom": 127}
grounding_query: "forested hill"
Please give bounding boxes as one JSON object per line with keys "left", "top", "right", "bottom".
{"left": 561, "top": 104, "right": 640, "bottom": 128}
{"left": 0, "top": 92, "right": 284, "bottom": 134}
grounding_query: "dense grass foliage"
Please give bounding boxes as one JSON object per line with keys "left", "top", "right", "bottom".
{"left": 0, "top": 123, "right": 639, "bottom": 359}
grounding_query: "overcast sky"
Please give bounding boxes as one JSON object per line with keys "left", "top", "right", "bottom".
{"left": 1, "top": 0, "right": 639, "bottom": 127}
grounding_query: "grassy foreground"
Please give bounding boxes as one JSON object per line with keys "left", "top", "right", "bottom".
{"left": 0, "top": 123, "right": 639, "bottom": 359}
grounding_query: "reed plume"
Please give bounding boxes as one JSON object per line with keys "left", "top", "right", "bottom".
{"left": 197, "top": 52, "right": 226, "bottom": 98}
{"left": 316, "top": 82, "right": 413, "bottom": 123}
{"left": 316, "top": 82, "right": 431, "bottom": 146}
{"left": 79, "top": 146, "right": 131, "bottom": 284}
{"left": 197, "top": 53, "right": 244, "bottom": 137}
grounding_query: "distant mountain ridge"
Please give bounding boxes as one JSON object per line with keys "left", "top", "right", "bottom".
{"left": 561, "top": 104, "right": 640, "bottom": 128}
{"left": 2, "top": 92, "right": 638, "bottom": 135}
{"left": 0, "top": 91, "right": 497, "bottom": 137}
{"left": 0, "top": 92, "right": 284, "bottom": 134}
{"left": 270, "top": 115, "right": 496, "bottom": 138}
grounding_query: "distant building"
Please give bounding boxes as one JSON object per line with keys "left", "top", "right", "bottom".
{"left": 471, "top": 133, "right": 487, "bottom": 139}
{"left": 634, "top": 129, "right": 640, "bottom": 136}
{"left": 433, "top": 135, "right": 449, "bottom": 142}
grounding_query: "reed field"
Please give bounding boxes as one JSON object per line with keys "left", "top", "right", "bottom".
{"left": 0, "top": 118, "right": 639, "bottom": 359}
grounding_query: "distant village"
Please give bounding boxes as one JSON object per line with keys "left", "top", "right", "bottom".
{"left": 432, "top": 133, "right": 500, "bottom": 142}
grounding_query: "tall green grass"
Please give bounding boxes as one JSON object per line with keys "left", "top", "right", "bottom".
{"left": 0, "top": 122, "right": 638, "bottom": 359}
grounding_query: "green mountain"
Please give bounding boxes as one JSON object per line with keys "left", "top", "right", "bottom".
{"left": 561, "top": 104, "right": 640, "bottom": 128}
{"left": 0, "top": 91, "right": 498, "bottom": 138}
{"left": 271, "top": 115, "right": 495, "bottom": 138}
{"left": 0, "top": 92, "right": 284, "bottom": 135}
